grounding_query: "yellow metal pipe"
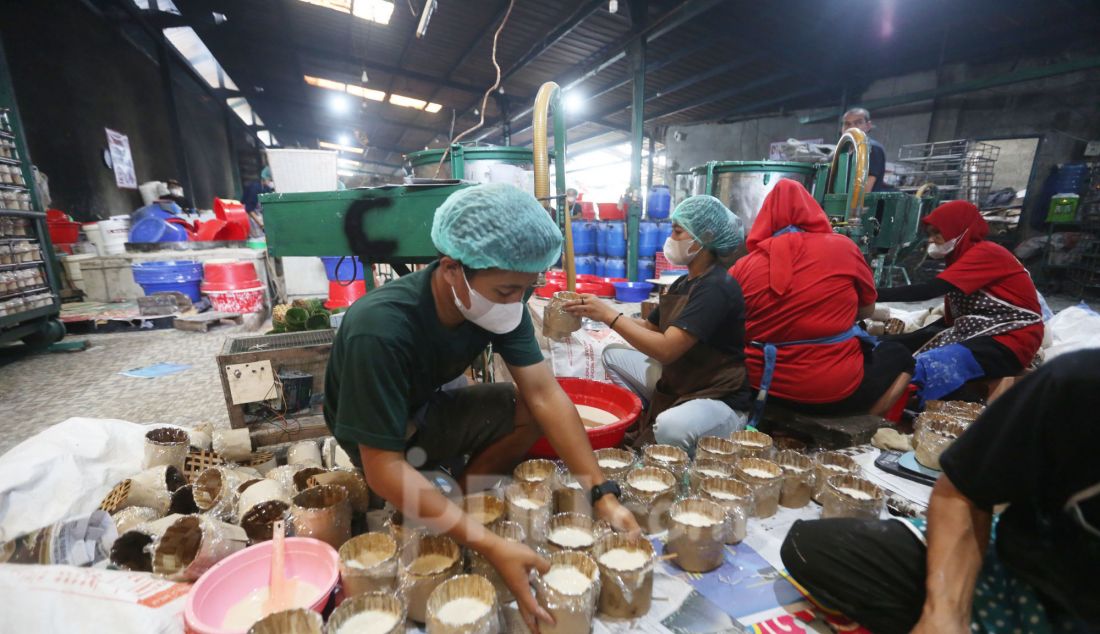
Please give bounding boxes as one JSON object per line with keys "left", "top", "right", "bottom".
{"left": 533, "top": 82, "right": 573, "bottom": 291}
{"left": 828, "top": 127, "right": 869, "bottom": 219}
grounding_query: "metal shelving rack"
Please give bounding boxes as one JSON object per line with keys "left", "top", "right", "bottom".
{"left": 896, "top": 139, "right": 1000, "bottom": 205}
{"left": 1067, "top": 162, "right": 1100, "bottom": 296}
{"left": 0, "top": 33, "right": 64, "bottom": 348}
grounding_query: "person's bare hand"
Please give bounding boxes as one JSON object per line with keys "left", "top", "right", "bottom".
{"left": 481, "top": 537, "right": 553, "bottom": 633}
{"left": 594, "top": 494, "right": 641, "bottom": 537}
{"left": 563, "top": 293, "right": 618, "bottom": 324}
{"left": 911, "top": 609, "right": 969, "bottom": 634}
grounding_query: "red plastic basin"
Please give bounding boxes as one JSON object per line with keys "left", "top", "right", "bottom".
{"left": 536, "top": 282, "right": 562, "bottom": 298}
{"left": 324, "top": 279, "right": 367, "bottom": 309}
{"left": 576, "top": 281, "right": 612, "bottom": 297}
{"left": 202, "top": 260, "right": 259, "bottom": 292}
{"left": 527, "top": 377, "right": 642, "bottom": 459}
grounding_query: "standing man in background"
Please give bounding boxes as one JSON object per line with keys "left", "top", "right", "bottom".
{"left": 842, "top": 107, "right": 893, "bottom": 192}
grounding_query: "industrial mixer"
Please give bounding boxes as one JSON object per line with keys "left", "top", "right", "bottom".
{"left": 687, "top": 129, "right": 936, "bottom": 285}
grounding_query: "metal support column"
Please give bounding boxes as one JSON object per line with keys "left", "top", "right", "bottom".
{"left": 157, "top": 39, "right": 194, "bottom": 204}
{"left": 626, "top": 0, "right": 647, "bottom": 281}
{"left": 646, "top": 135, "right": 656, "bottom": 195}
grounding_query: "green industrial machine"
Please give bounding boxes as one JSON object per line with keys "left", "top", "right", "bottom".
{"left": 812, "top": 128, "right": 939, "bottom": 285}
{"left": 262, "top": 182, "right": 472, "bottom": 290}
{"left": 689, "top": 160, "right": 819, "bottom": 236}
{"left": 405, "top": 144, "right": 535, "bottom": 183}
{"left": 262, "top": 82, "right": 573, "bottom": 289}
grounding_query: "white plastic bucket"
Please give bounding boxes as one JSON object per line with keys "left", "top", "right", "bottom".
{"left": 99, "top": 216, "right": 131, "bottom": 255}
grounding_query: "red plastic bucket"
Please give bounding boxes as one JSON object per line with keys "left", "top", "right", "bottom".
{"left": 47, "top": 220, "right": 80, "bottom": 244}
{"left": 576, "top": 281, "right": 613, "bottom": 297}
{"left": 527, "top": 378, "right": 642, "bottom": 458}
{"left": 205, "top": 282, "right": 265, "bottom": 313}
{"left": 213, "top": 198, "right": 250, "bottom": 241}
{"left": 324, "top": 280, "right": 367, "bottom": 309}
{"left": 202, "top": 260, "right": 259, "bottom": 292}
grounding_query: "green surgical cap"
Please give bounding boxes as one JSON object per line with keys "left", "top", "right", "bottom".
{"left": 670, "top": 195, "right": 744, "bottom": 255}
{"left": 431, "top": 183, "right": 563, "bottom": 272}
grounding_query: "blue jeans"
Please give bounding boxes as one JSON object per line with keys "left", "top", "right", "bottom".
{"left": 602, "top": 346, "right": 748, "bottom": 456}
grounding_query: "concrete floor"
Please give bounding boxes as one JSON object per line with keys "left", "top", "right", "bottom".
{"left": 0, "top": 324, "right": 248, "bottom": 457}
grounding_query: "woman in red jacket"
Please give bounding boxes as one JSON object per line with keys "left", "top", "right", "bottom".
{"left": 730, "top": 179, "right": 914, "bottom": 419}
{"left": 877, "top": 200, "right": 1043, "bottom": 402}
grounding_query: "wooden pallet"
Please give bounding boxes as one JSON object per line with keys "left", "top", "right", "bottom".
{"left": 174, "top": 311, "right": 243, "bottom": 332}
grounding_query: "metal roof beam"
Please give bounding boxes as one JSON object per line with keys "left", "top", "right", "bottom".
{"left": 646, "top": 73, "right": 792, "bottom": 123}
{"left": 499, "top": 0, "right": 605, "bottom": 85}
{"left": 467, "top": 0, "right": 726, "bottom": 142}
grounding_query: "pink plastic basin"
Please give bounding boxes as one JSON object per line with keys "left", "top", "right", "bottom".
{"left": 184, "top": 537, "right": 339, "bottom": 634}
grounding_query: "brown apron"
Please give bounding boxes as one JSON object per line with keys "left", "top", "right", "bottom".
{"left": 628, "top": 273, "right": 747, "bottom": 448}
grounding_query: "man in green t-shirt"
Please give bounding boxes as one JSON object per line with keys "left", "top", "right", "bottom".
{"left": 324, "top": 183, "right": 639, "bottom": 631}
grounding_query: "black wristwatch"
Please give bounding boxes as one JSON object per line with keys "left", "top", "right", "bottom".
{"left": 590, "top": 480, "right": 622, "bottom": 505}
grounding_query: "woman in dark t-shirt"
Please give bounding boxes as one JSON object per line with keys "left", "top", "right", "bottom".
{"left": 564, "top": 196, "right": 750, "bottom": 455}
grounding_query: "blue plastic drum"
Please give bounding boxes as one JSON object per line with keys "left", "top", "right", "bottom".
{"left": 604, "top": 257, "right": 627, "bottom": 279}
{"left": 605, "top": 221, "right": 626, "bottom": 257}
{"left": 639, "top": 221, "right": 660, "bottom": 257}
{"left": 637, "top": 257, "right": 655, "bottom": 281}
{"left": 647, "top": 185, "right": 671, "bottom": 219}
{"left": 574, "top": 255, "right": 597, "bottom": 276}
{"left": 571, "top": 222, "right": 597, "bottom": 256}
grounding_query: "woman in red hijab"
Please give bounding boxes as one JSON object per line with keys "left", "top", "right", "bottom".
{"left": 877, "top": 200, "right": 1043, "bottom": 402}
{"left": 730, "top": 179, "right": 914, "bottom": 418}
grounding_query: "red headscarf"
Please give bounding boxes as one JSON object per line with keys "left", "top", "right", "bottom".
{"left": 920, "top": 200, "right": 989, "bottom": 264}
{"left": 744, "top": 179, "right": 833, "bottom": 295}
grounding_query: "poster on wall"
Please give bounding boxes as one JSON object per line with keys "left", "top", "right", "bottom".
{"left": 105, "top": 128, "right": 137, "bottom": 189}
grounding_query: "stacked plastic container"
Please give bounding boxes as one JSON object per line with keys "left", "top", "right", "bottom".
{"left": 201, "top": 260, "right": 265, "bottom": 313}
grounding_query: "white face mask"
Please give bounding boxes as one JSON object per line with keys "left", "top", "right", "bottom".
{"left": 169, "top": 188, "right": 183, "bottom": 197}
{"left": 663, "top": 235, "right": 702, "bottom": 266}
{"left": 926, "top": 231, "right": 964, "bottom": 260}
{"left": 451, "top": 269, "right": 524, "bottom": 334}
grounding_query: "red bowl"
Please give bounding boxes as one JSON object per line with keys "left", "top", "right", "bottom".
{"left": 202, "top": 260, "right": 259, "bottom": 292}
{"left": 527, "top": 378, "right": 642, "bottom": 458}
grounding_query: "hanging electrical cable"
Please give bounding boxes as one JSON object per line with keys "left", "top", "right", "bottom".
{"left": 434, "top": 0, "right": 516, "bottom": 177}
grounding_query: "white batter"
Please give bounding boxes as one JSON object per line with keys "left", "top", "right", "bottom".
{"left": 345, "top": 551, "right": 390, "bottom": 569}
{"left": 221, "top": 581, "right": 321, "bottom": 629}
{"left": 629, "top": 477, "right": 670, "bottom": 493}
{"left": 782, "top": 464, "right": 809, "bottom": 473}
{"left": 543, "top": 565, "right": 593, "bottom": 595}
{"left": 598, "top": 548, "right": 649, "bottom": 571}
{"left": 575, "top": 404, "right": 619, "bottom": 428}
{"left": 511, "top": 497, "right": 543, "bottom": 510}
{"left": 435, "top": 597, "right": 491, "bottom": 625}
{"left": 708, "top": 489, "right": 745, "bottom": 501}
{"left": 337, "top": 610, "right": 400, "bottom": 634}
{"left": 673, "top": 511, "right": 719, "bottom": 527}
{"left": 836, "top": 486, "right": 874, "bottom": 500}
{"left": 741, "top": 467, "right": 777, "bottom": 479}
{"left": 735, "top": 440, "right": 767, "bottom": 448}
{"left": 696, "top": 468, "right": 727, "bottom": 478}
{"left": 565, "top": 480, "right": 583, "bottom": 490}
{"left": 548, "top": 527, "right": 594, "bottom": 548}
{"left": 598, "top": 458, "right": 630, "bottom": 469}
{"left": 649, "top": 453, "right": 680, "bottom": 463}
{"left": 406, "top": 553, "right": 455, "bottom": 576}
{"left": 819, "top": 463, "right": 851, "bottom": 473}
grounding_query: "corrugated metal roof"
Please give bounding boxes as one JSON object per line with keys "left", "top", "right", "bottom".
{"left": 164, "top": 0, "right": 1100, "bottom": 172}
